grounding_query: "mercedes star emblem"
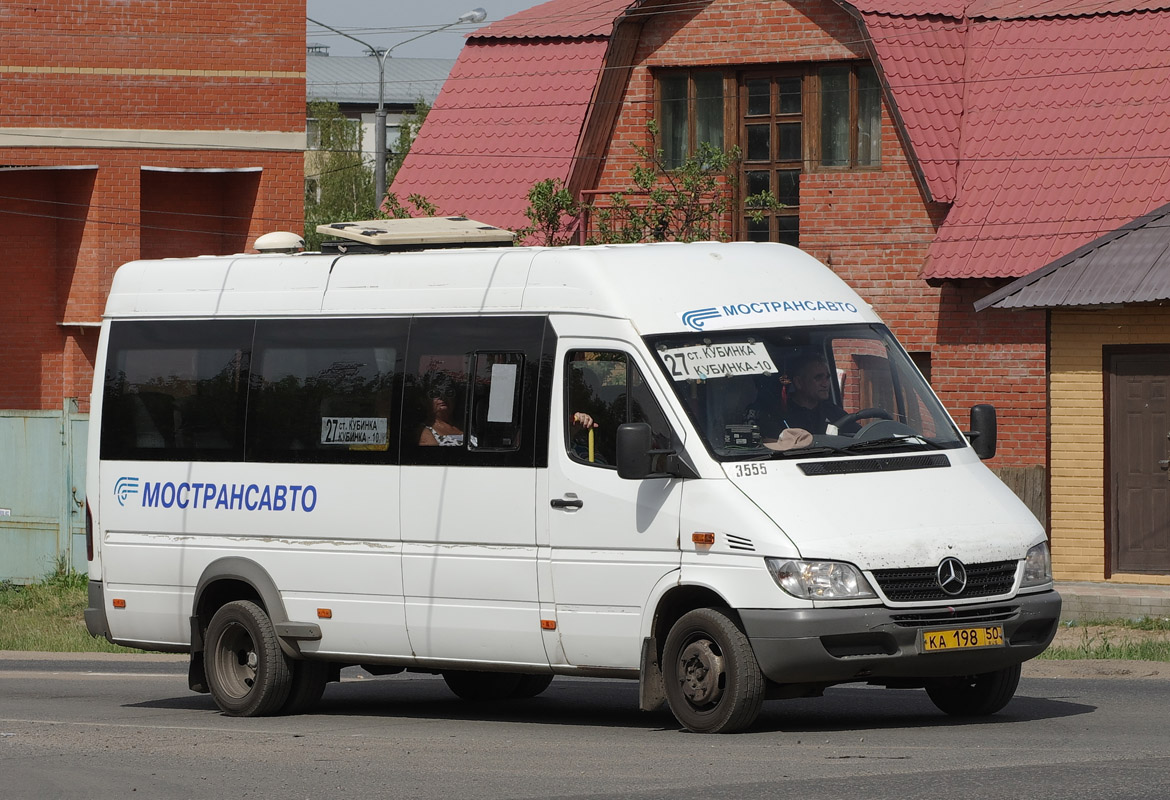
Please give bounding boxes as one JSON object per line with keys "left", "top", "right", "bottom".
{"left": 936, "top": 557, "right": 968, "bottom": 596}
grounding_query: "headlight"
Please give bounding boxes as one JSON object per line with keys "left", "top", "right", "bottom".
{"left": 765, "top": 558, "right": 876, "bottom": 600}
{"left": 1021, "top": 541, "right": 1052, "bottom": 587}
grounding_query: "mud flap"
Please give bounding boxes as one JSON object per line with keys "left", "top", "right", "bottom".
{"left": 639, "top": 636, "right": 666, "bottom": 712}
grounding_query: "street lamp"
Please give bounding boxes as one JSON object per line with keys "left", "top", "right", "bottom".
{"left": 307, "top": 8, "right": 488, "bottom": 208}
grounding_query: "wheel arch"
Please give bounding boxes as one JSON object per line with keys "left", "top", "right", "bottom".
{"left": 649, "top": 583, "right": 737, "bottom": 659}
{"left": 192, "top": 558, "right": 296, "bottom": 657}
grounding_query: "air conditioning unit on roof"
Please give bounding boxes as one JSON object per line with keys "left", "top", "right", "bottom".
{"left": 317, "top": 216, "right": 515, "bottom": 253}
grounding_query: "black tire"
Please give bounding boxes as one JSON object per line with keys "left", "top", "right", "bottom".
{"left": 281, "top": 659, "right": 330, "bottom": 715}
{"left": 204, "top": 600, "right": 292, "bottom": 717}
{"left": 442, "top": 670, "right": 522, "bottom": 701}
{"left": 662, "top": 608, "right": 765, "bottom": 733}
{"left": 510, "top": 674, "right": 554, "bottom": 698}
{"left": 925, "top": 664, "right": 1021, "bottom": 716}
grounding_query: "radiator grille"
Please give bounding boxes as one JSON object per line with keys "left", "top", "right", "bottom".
{"left": 872, "top": 560, "right": 1017, "bottom": 603}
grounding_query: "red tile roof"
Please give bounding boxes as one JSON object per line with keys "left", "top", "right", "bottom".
{"left": 389, "top": 0, "right": 631, "bottom": 232}
{"left": 399, "top": 0, "right": 1170, "bottom": 281}
{"left": 472, "top": 0, "right": 634, "bottom": 39}
{"left": 854, "top": 1, "right": 1170, "bottom": 279}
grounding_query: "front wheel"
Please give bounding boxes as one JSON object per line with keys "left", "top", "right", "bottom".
{"left": 925, "top": 664, "right": 1021, "bottom": 716}
{"left": 204, "top": 600, "right": 292, "bottom": 717}
{"left": 662, "top": 608, "right": 765, "bottom": 733}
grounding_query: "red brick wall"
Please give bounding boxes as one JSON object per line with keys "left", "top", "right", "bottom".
{"left": 0, "top": 1, "right": 304, "bottom": 411}
{"left": 592, "top": 0, "right": 1047, "bottom": 468}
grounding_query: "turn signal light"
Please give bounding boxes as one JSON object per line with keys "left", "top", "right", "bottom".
{"left": 692, "top": 532, "right": 716, "bottom": 546}
{"left": 317, "top": 608, "right": 333, "bottom": 619}
{"left": 112, "top": 598, "right": 126, "bottom": 609}
{"left": 540, "top": 619, "right": 557, "bottom": 630}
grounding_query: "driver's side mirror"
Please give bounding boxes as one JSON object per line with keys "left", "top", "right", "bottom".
{"left": 616, "top": 422, "right": 653, "bottom": 479}
{"left": 616, "top": 422, "right": 697, "bottom": 480}
{"left": 968, "top": 404, "right": 997, "bottom": 460}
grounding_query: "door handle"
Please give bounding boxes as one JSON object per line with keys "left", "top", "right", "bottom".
{"left": 551, "top": 497, "right": 584, "bottom": 510}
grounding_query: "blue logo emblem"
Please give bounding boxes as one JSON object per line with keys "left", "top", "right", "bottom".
{"left": 681, "top": 307, "right": 722, "bottom": 331}
{"left": 115, "top": 477, "right": 139, "bottom": 507}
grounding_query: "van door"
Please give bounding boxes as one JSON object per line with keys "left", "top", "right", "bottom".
{"left": 400, "top": 317, "right": 548, "bottom": 667}
{"left": 546, "top": 343, "right": 683, "bottom": 669}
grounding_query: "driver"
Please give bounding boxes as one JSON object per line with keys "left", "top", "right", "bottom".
{"left": 779, "top": 354, "right": 856, "bottom": 436}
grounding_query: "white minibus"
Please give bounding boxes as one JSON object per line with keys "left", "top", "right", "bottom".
{"left": 85, "top": 235, "right": 1060, "bottom": 733}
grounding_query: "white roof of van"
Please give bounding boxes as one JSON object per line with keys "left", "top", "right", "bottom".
{"left": 102, "top": 242, "right": 882, "bottom": 335}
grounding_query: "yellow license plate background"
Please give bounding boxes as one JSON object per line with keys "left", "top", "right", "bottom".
{"left": 920, "top": 625, "right": 1005, "bottom": 653}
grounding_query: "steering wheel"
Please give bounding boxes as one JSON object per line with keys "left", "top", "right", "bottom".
{"left": 831, "top": 407, "right": 893, "bottom": 429}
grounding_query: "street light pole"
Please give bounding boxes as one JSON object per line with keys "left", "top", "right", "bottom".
{"left": 308, "top": 9, "right": 487, "bottom": 210}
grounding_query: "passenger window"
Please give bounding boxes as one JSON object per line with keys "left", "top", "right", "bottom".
{"left": 566, "top": 350, "right": 673, "bottom": 468}
{"left": 247, "top": 318, "right": 406, "bottom": 464}
{"left": 402, "top": 316, "right": 546, "bottom": 467}
{"left": 101, "top": 320, "right": 252, "bottom": 461}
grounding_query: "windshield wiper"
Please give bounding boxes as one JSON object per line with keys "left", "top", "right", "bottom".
{"left": 843, "top": 434, "right": 948, "bottom": 453}
{"left": 766, "top": 443, "right": 852, "bottom": 458}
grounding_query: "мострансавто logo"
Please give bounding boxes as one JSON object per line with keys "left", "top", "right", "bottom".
{"left": 680, "top": 299, "right": 861, "bottom": 331}
{"left": 115, "top": 477, "right": 318, "bottom": 512}
{"left": 114, "top": 476, "right": 139, "bottom": 507}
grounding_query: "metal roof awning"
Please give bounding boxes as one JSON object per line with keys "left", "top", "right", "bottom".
{"left": 317, "top": 217, "right": 515, "bottom": 252}
{"left": 975, "top": 202, "right": 1170, "bottom": 311}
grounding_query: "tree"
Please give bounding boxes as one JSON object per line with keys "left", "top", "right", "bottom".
{"left": 519, "top": 121, "right": 782, "bottom": 247}
{"left": 590, "top": 121, "right": 781, "bottom": 244}
{"left": 516, "top": 178, "right": 580, "bottom": 246}
{"left": 304, "top": 100, "right": 378, "bottom": 250}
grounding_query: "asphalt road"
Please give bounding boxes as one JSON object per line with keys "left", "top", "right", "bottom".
{"left": 2, "top": 652, "right": 1169, "bottom": 800}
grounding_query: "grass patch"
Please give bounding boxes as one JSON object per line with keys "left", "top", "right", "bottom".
{"left": 0, "top": 565, "right": 141, "bottom": 654}
{"left": 1040, "top": 617, "right": 1170, "bottom": 661}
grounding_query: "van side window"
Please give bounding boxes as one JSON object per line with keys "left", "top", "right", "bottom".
{"left": 246, "top": 318, "right": 407, "bottom": 464}
{"left": 100, "top": 320, "right": 253, "bottom": 461}
{"left": 566, "top": 350, "right": 673, "bottom": 468}
{"left": 402, "top": 316, "right": 546, "bottom": 467}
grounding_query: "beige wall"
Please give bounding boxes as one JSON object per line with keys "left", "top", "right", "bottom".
{"left": 1050, "top": 306, "right": 1170, "bottom": 583}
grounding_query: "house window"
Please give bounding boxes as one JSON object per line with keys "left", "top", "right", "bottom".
{"left": 655, "top": 62, "right": 882, "bottom": 244}
{"left": 818, "top": 64, "right": 881, "bottom": 168}
{"left": 658, "top": 72, "right": 726, "bottom": 169}
{"left": 740, "top": 73, "right": 802, "bottom": 247}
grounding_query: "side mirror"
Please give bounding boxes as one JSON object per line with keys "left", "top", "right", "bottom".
{"left": 969, "top": 404, "right": 997, "bottom": 460}
{"left": 616, "top": 422, "right": 653, "bottom": 480}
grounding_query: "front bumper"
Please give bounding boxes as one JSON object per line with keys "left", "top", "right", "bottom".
{"left": 740, "top": 589, "right": 1061, "bottom": 685}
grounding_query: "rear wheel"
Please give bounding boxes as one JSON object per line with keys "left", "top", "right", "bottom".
{"left": 925, "top": 664, "right": 1021, "bottom": 716}
{"left": 442, "top": 670, "right": 522, "bottom": 701}
{"left": 204, "top": 600, "right": 292, "bottom": 717}
{"left": 662, "top": 608, "right": 765, "bottom": 733}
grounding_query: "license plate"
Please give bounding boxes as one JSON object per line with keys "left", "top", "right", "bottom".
{"left": 920, "top": 625, "right": 1005, "bottom": 653}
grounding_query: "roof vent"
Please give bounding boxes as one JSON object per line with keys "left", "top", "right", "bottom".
{"left": 254, "top": 231, "right": 306, "bottom": 253}
{"left": 317, "top": 216, "right": 515, "bottom": 254}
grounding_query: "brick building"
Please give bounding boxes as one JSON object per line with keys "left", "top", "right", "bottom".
{"left": 0, "top": 2, "right": 305, "bottom": 580}
{"left": 0, "top": 1, "right": 305, "bottom": 412}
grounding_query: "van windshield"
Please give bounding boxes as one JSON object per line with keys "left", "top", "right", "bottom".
{"left": 646, "top": 324, "right": 966, "bottom": 460}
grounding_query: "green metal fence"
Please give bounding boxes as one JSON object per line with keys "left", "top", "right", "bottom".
{"left": 0, "top": 400, "right": 88, "bottom": 584}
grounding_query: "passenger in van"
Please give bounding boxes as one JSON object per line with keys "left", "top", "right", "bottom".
{"left": 419, "top": 379, "right": 465, "bottom": 447}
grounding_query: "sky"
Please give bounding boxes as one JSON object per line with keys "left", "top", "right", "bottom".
{"left": 304, "top": 0, "right": 544, "bottom": 60}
